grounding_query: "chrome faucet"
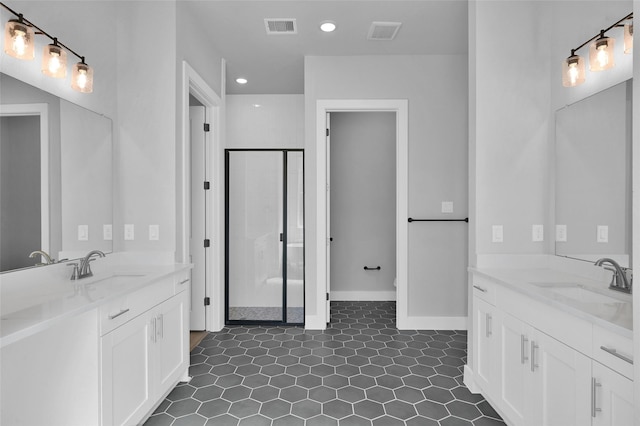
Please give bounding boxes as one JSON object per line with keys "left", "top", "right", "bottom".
{"left": 69, "top": 250, "right": 106, "bottom": 280}
{"left": 29, "top": 250, "right": 54, "bottom": 265}
{"left": 594, "top": 258, "right": 632, "bottom": 294}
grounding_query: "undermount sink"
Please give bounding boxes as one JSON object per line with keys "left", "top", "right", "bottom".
{"left": 530, "top": 282, "right": 627, "bottom": 304}
{"left": 88, "top": 274, "right": 145, "bottom": 286}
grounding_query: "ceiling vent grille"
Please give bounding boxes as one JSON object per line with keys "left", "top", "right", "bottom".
{"left": 264, "top": 18, "right": 297, "bottom": 35}
{"left": 367, "top": 22, "right": 402, "bottom": 41}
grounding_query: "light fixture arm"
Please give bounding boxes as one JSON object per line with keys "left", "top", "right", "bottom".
{"left": 0, "top": 1, "right": 85, "bottom": 62}
{"left": 571, "top": 12, "right": 633, "bottom": 53}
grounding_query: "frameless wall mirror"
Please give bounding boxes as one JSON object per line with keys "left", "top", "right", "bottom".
{"left": 0, "top": 73, "right": 113, "bottom": 273}
{"left": 555, "top": 79, "right": 632, "bottom": 267}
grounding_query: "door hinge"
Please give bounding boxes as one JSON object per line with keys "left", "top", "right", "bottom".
{"left": 279, "top": 233, "right": 283, "bottom": 242}
{"left": 204, "top": 239, "right": 210, "bottom": 248}
{"left": 326, "top": 128, "right": 329, "bottom": 137}
{"left": 204, "top": 181, "right": 210, "bottom": 190}
{"left": 326, "top": 293, "right": 329, "bottom": 301}
{"left": 204, "top": 297, "right": 210, "bottom": 306}
{"left": 204, "top": 123, "right": 210, "bottom": 132}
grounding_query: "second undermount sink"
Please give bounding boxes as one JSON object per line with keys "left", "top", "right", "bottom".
{"left": 88, "top": 274, "right": 145, "bottom": 286}
{"left": 530, "top": 282, "right": 627, "bottom": 304}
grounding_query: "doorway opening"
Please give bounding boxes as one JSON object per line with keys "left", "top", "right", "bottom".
{"left": 328, "top": 111, "right": 397, "bottom": 307}
{"left": 225, "top": 149, "right": 305, "bottom": 325}
{"left": 315, "top": 99, "right": 409, "bottom": 330}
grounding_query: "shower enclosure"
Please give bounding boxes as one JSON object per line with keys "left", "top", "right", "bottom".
{"left": 225, "top": 149, "right": 304, "bottom": 325}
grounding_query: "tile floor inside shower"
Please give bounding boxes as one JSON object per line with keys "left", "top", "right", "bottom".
{"left": 144, "top": 301, "right": 505, "bottom": 426}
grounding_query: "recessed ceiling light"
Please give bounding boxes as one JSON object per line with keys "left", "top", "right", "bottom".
{"left": 253, "top": 104, "right": 261, "bottom": 108}
{"left": 236, "top": 78, "right": 248, "bottom": 84}
{"left": 320, "top": 21, "right": 336, "bottom": 33}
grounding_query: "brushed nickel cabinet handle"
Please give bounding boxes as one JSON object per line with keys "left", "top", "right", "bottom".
{"left": 108, "top": 308, "right": 130, "bottom": 320}
{"left": 473, "top": 285, "right": 487, "bottom": 293}
{"left": 179, "top": 278, "right": 189, "bottom": 285}
{"left": 591, "top": 377, "right": 602, "bottom": 417}
{"left": 600, "top": 346, "right": 633, "bottom": 364}
{"left": 531, "top": 342, "right": 539, "bottom": 372}
{"left": 485, "top": 314, "right": 492, "bottom": 337}
{"left": 521, "top": 335, "right": 529, "bottom": 364}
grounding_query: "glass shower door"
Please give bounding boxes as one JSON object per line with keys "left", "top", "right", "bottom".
{"left": 226, "top": 150, "right": 284, "bottom": 322}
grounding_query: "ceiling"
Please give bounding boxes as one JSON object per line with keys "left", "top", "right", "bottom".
{"left": 182, "top": 1, "right": 469, "bottom": 95}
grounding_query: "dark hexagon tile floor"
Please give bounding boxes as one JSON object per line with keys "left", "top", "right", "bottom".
{"left": 144, "top": 301, "right": 505, "bottom": 426}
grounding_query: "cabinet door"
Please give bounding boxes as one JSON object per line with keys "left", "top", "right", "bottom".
{"left": 101, "top": 312, "right": 154, "bottom": 426}
{"left": 592, "top": 362, "right": 634, "bottom": 426}
{"left": 497, "top": 312, "right": 529, "bottom": 426}
{"left": 528, "top": 331, "right": 591, "bottom": 426}
{"left": 157, "top": 291, "right": 189, "bottom": 390}
{"left": 473, "top": 297, "right": 497, "bottom": 394}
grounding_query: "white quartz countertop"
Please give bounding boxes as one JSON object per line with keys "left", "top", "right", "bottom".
{"left": 0, "top": 262, "right": 192, "bottom": 348}
{"left": 470, "top": 267, "right": 632, "bottom": 339}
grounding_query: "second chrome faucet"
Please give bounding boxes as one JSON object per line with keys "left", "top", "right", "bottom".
{"left": 68, "top": 250, "right": 106, "bottom": 280}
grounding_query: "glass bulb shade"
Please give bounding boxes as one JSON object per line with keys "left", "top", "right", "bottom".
{"left": 624, "top": 23, "right": 633, "bottom": 54}
{"left": 320, "top": 21, "right": 336, "bottom": 32}
{"left": 3, "top": 19, "right": 35, "bottom": 60}
{"left": 41, "top": 44, "right": 67, "bottom": 78}
{"left": 589, "top": 36, "right": 615, "bottom": 71}
{"left": 71, "top": 62, "right": 93, "bottom": 93}
{"left": 562, "top": 54, "right": 586, "bottom": 87}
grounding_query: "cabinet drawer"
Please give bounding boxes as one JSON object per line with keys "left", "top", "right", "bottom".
{"left": 592, "top": 325, "right": 633, "bottom": 379}
{"left": 99, "top": 278, "right": 174, "bottom": 336}
{"left": 174, "top": 270, "right": 191, "bottom": 294}
{"left": 472, "top": 277, "right": 496, "bottom": 305}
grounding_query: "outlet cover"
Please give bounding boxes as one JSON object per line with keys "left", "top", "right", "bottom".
{"left": 597, "top": 225, "right": 608, "bottom": 243}
{"left": 103, "top": 224, "right": 113, "bottom": 241}
{"left": 492, "top": 225, "right": 503, "bottom": 243}
{"left": 532, "top": 225, "right": 544, "bottom": 242}
{"left": 441, "top": 201, "right": 454, "bottom": 213}
{"left": 78, "top": 225, "right": 89, "bottom": 241}
{"left": 555, "top": 225, "right": 567, "bottom": 242}
{"left": 149, "top": 224, "right": 160, "bottom": 241}
{"left": 124, "top": 224, "right": 135, "bottom": 241}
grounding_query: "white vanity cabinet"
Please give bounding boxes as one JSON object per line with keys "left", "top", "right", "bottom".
{"left": 100, "top": 274, "right": 190, "bottom": 426}
{"left": 469, "top": 273, "right": 633, "bottom": 426}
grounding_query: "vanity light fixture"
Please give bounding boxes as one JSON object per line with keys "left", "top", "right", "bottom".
{"left": 42, "top": 38, "right": 67, "bottom": 78}
{"left": 1, "top": 2, "right": 93, "bottom": 93}
{"left": 562, "top": 12, "right": 632, "bottom": 87}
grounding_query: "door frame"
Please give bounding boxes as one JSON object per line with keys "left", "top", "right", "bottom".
{"left": 315, "top": 100, "right": 409, "bottom": 329}
{"left": 179, "top": 61, "right": 224, "bottom": 332}
{"left": 0, "top": 103, "right": 50, "bottom": 254}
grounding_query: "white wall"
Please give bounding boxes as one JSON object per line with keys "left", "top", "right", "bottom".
{"left": 226, "top": 95, "right": 304, "bottom": 149}
{"left": 305, "top": 55, "right": 469, "bottom": 322}
{"left": 115, "top": 1, "right": 177, "bottom": 253}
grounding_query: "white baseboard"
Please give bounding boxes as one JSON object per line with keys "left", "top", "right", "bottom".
{"left": 399, "top": 315, "right": 467, "bottom": 330}
{"left": 463, "top": 365, "right": 480, "bottom": 393}
{"left": 331, "top": 291, "right": 396, "bottom": 301}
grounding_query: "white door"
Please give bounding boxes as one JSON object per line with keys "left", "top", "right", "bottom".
{"left": 528, "top": 331, "right": 591, "bottom": 426}
{"left": 157, "top": 292, "right": 188, "bottom": 389}
{"left": 326, "top": 113, "right": 331, "bottom": 323}
{"left": 100, "top": 313, "right": 153, "bottom": 426}
{"left": 473, "top": 298, "right": 496, "bottom": 394}
{"left": 592, "top": 362, "right": 634, "bottom": 426}
{"left": 189, "top": 106, "right": 207, "bottom": 330}
{"left": 498, "top": 312, "right": 529, "bottom": 425}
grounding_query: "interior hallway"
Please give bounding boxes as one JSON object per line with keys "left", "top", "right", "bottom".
{"left": 145, "top": 302, "right": 505, "bottom": 426}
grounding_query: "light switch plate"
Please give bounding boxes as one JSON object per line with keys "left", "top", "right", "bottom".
{"left": 597, "top": 225, "right": 608, "bottom": 243}
{"left": 149, "top": 224, "right": 159, "bottom": 241}
{"left": 532, "top": 225, "right": 544, "bottom": 242}
{"left": 78, "top": 225, "right": 89, "bottom": 241}
{"left": 441, "top": 201, "right": 454, "bottom": 214}
{"left": 124, "top": 224, "right": 135, "bottom": 241}
{"left": 492, "top": 225, "right": 503, "bottom": 243}
{"left": 555, "top": 224, "right": 567, "bottom": 242}
{"left": 103, "top": 224, "right": 113, "bottom": 241}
